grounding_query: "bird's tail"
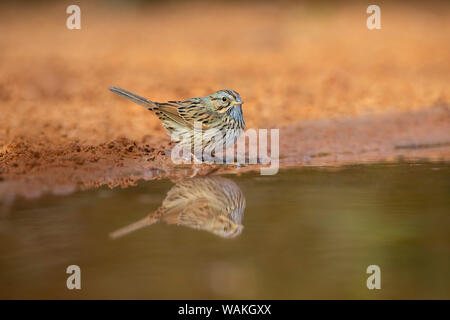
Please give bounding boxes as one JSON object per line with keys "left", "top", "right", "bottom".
{"left": 109, "top": 209, "right": 162, "bottom": 239}
{"left": 109, "top": 86, "right": 156, "bottom": 110}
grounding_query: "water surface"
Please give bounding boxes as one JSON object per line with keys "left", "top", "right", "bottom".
{"left": 1, "top": 163, "right": 449, "bottom": 299}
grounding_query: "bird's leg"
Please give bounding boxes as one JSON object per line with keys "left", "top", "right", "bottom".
{"left": 189, "top": 166, "right": 200, "bottom": 178}
{"left": 187, "top": 152, "right": 203, "bottom": 178}
{"left": 204, "top": 165, "right": 221, "bottom": 176}
{"left": 190, "top": 152, "right": 203, "bottom": 164}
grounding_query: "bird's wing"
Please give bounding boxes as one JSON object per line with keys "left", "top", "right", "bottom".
{"left": 155, "top": 102, "right": 193, "bottom": 128}
{"left": 161, "top": 198, "right": 223, "bottom": 229}
{"left": 157, "top": 99, "right": 220, "bottom": 130}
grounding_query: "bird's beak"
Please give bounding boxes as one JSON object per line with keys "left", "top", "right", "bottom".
{"left": 232, "top": 99, "right": 244, "bottom": 106}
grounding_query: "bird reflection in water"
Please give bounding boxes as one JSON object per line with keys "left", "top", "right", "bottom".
{"left": 110, "top": 176, "right": 245, "bottom": 239}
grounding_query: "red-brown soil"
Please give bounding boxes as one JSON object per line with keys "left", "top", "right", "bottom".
{"left": 0, "top": 2, "right": 449, "bottom": 201}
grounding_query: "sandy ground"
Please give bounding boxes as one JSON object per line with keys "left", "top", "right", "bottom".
{"left": 0, "top": 2, "right": 449, "bottom": 201}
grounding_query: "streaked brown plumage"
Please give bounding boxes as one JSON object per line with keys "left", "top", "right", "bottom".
{"left": 109, "top": 176, "right": 245, "bottom": 239}
{"left": 109, "top": 86, "right": 245, "bottom": 160}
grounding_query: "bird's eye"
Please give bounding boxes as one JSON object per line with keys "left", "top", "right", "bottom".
{"left": 222, "top": 97, "right": 227, "bottom": 102}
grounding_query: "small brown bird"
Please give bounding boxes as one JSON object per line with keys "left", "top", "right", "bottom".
{"left": 109, "top": 86, "right": 245, "bottom": 160}
{"left": 109, "top": 176, "right": 245, "bottom": 239}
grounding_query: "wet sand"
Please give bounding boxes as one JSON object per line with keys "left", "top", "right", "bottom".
{"left": 0, "top": 2, "right": 449, "bottom": 201}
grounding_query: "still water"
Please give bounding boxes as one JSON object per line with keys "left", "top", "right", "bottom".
{"left": 1, "top": 163, "right": 449, "bottom": 299}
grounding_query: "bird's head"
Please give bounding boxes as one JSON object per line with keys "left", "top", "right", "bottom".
{"left": 208, "top": 89, "right": 244, "bottom": 113}
{"left": 210, "top": 215, "right": 244, "bottom": 238}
